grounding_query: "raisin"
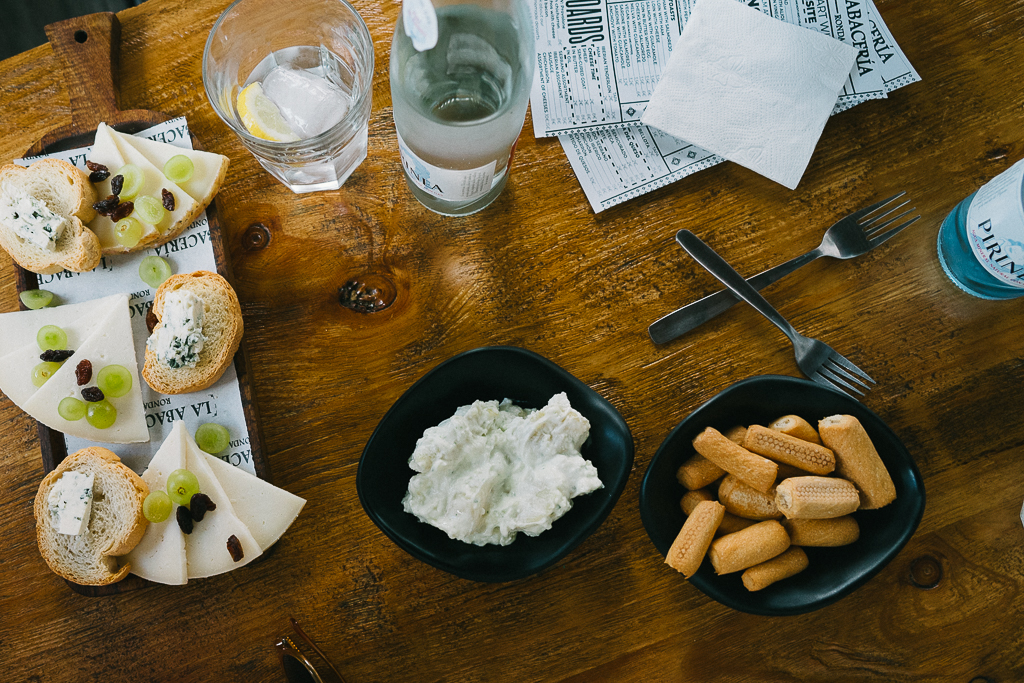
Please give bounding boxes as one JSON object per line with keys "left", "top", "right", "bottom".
{"left": 85, "top": 161, "right": 108, "bottom": 173}
{"left": 189, "top": 493, "right": 217, "bottom": 522}
{"left": 146, "top": 307, "right": 159, "bottom": 334}
{"left": 111, "top": 200, "right": 134, "bottom": 222}
{"left": 226, "top": 534, "right": 244, "bottom": 562}
{"left": 81, "top": 386, "right": 104, "bottom": 402}
{"left": 89, "top": 170, "right": 110, "bottom": 183}
{"left": 75, "top": 359, "right": 92, "bottom": 386}
{"left": 161, "top": 188, "right": 175, "bottom": 212}
{"left": 92, "top": 195, "right": 120, "bottom": 217}
{"left": 40, "top": 349, "right": 74, "bottom": 363}
{"left": 176, "top": 506, "right": 194, "bottom": 534}
{"left": 110, "top": 174, "right": 124, "bottom": 196}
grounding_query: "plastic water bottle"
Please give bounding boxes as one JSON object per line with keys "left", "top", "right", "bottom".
{"left": 937, "top": 158, "right": 1024, "bottom": 299}
{"left": 390, "top": 0, "right": 534, "bottom": 216}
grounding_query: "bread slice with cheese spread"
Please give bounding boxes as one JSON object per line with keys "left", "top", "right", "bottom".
{"left": 0, "top": 160, "right": 101, "bottom": 274}
{"left": 142, "top": 270, "right": 243, "bottom": 395}
{"left": 34, "top": 447, "right": 149, "bottom": 585}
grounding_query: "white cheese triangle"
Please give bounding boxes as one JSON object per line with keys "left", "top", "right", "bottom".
{"left": 85, "top": 124, "right": 159, "bottom": 249}
{"left": 106, "top": 124, "right": 198, "bottom": 231}
{"left": 199, "top": 448, "right": 305, "bottom": 551}
{"left": 23, "top": 294, "right": 149, "bottom": 443}
{"left": 112, "top": 129, "right": 228, "bottom": 206}
{"left": 0, "top": 294, "right": 123, "bottom": 413}
{"left": 182, "top": 428, "right": 262, "bottom": 578}
{"left": 123, "top": 421, "right": 188, "bottom": 585}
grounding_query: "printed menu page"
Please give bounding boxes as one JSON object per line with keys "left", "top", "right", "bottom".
{"left": 15, "top": 118, "right": 256, "bottom": 476}
{"left": 542, "top": 0, "right": 921, "bottom": 211}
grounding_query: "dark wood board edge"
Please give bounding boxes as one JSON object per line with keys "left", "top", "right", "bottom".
{"left": 15, "top": 135, "right": 268, "bottom": 596}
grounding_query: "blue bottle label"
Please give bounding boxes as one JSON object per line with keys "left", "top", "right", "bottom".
{"left": 965, "top": 158, "right": 1024, "bottom": 289}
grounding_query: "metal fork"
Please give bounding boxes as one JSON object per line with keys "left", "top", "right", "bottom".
{"left": 648, "top": 193, "right": 919, "bottom": 344}
{"left": 676, "top": 230, "right": 874, "bottom": 397}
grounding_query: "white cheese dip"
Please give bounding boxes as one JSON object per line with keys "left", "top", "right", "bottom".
{"left": 402, "top": 392, "right": 603, "bottom": 546}
{"left": 0, "top": 182, "right": 66, "bottom": 251}
{"left": 147, "top": 290, "right": 206, "bottom": 369}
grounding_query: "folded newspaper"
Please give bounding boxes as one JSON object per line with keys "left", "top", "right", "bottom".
{"left": 529, "top": 0, "right": 920, "bottom": 211}
{"left": 14, "top": 118, "right": 257, "bottom": 476}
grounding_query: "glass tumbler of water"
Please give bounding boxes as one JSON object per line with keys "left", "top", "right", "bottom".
{"left": 202, "top": 0, "right": 374, "bottom": 193}
{"left": 390, "top": 0, "right": 535, "bottom": 216}
{"left": 937, "top": 158, "right": 1024, "bottom": 300}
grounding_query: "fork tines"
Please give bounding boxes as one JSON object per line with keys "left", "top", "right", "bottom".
{"left": 859, "top": 192, "right": 921, "bottom": 244}
{"left": 815, "top": 355, "right": 875, "bottom": 396}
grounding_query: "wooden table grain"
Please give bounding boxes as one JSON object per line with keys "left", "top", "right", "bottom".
{"left": 1, "top": 0, "right": 1023, "bottom": 681}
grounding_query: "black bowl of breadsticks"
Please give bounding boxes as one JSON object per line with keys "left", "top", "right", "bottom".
{"left": 639, "top": 375, "right": 925, "bottom": 616}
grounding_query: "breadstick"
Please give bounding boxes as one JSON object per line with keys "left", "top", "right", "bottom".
{"left": 818, "top": 414, "right": 896, "bottom": 510}
{"left": 743, "top": 425, "right": 835, "bottom": 475}
{"left": 665, "top": 501, "right": 725, "bottom": 578}
{"left": 717, "top": 474, "right": 781, "bottom": 520}
{"left": 676, "top": 454, "right": 726, "bottom": 490}
{"left": 707, "top": 520, "right": 790, "bottom": 575}
{"left": 679, "top": 488, "right": 715, "bottom": 514}
{"left": 769, "top": 415, "right": 822, "bottom": 445}
{"left": 692, "top": 427, "right": 777, "bottom": 493}
{"left": 775, "top": 476, "right": 860, "bottom": 519}
{"left": 723, "top": 425, "right": 748, "bottom": 445}
{"left": 782, "top": 517, "right": 860, "bottom": 546}
{"left": 679, "top": 487, "right": 755, "bottom": 535}
{"left": 741, "top": 547, "right": 809, "bottom": 591}
{"left": 776, "top": 462, "right": 814, "bottom": 480}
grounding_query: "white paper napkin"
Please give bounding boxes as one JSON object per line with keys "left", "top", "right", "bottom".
{"left": 640, "top": 0, "right": 858, "bottom": 190}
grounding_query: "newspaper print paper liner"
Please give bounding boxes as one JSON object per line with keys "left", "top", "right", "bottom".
{"left": 15, "top": 118, "right": 256, "bottom": 476}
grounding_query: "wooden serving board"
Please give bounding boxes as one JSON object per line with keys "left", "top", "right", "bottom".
{"left": 14, "top": 12, "right": 268, "bottom": 596}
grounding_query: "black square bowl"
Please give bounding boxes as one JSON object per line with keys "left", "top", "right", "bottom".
{"left": 639, "top": 375, "right": 925, "bottom": 615}
{"left": 357, "top": 346, "right": 634, "bottom": 582}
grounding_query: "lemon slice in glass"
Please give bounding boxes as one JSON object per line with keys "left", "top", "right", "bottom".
{"left": 236, "top": 82, "right": 300, "bottom": 142}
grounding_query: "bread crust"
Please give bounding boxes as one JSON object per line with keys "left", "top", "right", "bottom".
{"left": 0, "top": 160, "right": 101, "bottom": 274}
{"left": 34, "top": 447, "right": 148, "bottom": 585}
{"left": 142, "top": 270, "right": 243, "bottom": 394}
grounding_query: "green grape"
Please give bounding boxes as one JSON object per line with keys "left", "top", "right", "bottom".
{"left": 58, "top": 396, "right": 87, "bottom": 421}
{"left": 114, "top": 217, "right": 143, "bottom": 248}
{"left": 133, "top": 195, "right": 166, "bottom": 225}
{"left": 166, "top": 469, "right": 200, "bottom": 506}
{"left": 36, "top": 324, "right": 67, "bottom": 350}
{"left": 86, "top": 399, "right": 117, "bottom": 429}
{"left": 19, "top": 289, "right": 54, "bottom": 309}
{"left": 115, "top": 164, "right": 144, "bottom": 200}
{"left": 195, "top": 423, "right": 230, "bottom": 454}
{"left": 139, "top": 255, "right": 173, "bottom": 288}
{"left": 31, "top": 362, "right": 62, "bottom": 387}
{"left": 143, "top": 491, "right": 173, "bottom": 523}
{"left": 163, "top": 155, "right": 194, "bottom": 183}
{"left": 97, "top": 364, "right": 133, "bottom": 398}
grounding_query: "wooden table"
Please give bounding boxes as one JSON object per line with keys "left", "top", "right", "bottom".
{"left": 2, "top": 0, "right": 1023, "bottom": 680}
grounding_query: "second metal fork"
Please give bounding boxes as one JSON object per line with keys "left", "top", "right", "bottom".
{"left": 649, "top": 192, "right": 919, "bottom": 344}
{"left": 676, "top": 230, "right": 875, "bottom": 397}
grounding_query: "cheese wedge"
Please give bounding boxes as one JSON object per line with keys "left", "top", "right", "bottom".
{"left": 106, "top": 124, "right": 198, "bottom": 230}
{"left": 182, "top": 428, "right": 262, "bottom": 578}
{"left": 111, "top": 129, "right": 229, "bottom": 206}
{"left": 23, "top": 294, "right": 149, "bottom": 443}
{"left": 0, "top": 294, "right": 123, "bottom": 410}
{"left": 0, "top": 294, "right": 121, "bottom": 352}
{"left": 86, "top": 124, "right": 160, "bottom": 250}
{"left": 123, "top": 421, "right": 188, "bottom": 585}
{"left": 199, "top": 447, "right": 305, "bottom": 551}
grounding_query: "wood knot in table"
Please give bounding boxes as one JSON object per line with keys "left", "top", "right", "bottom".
{"left": 909, "top": 555, "right": 942, "bottom": 589}
{"left": 339, "top": 273, "right": 397, "bottom": 313}
{"left": 243, "top": 223, "right": 272, "bottom": 251}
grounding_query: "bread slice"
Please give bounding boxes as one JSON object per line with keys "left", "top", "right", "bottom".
{"left": 34, "top": 447, "right": 149, "bottom": 585}
{"left": 0, "top": 160, "right": 101, "bottom": 274}
{"left": 142, "top": 271, "right": 243, "bottom": 394}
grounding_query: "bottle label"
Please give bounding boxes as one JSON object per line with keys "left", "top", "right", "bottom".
{"left": 965, "top": 158, "right": 1024, "bottom": 289}
{"left": 402, "top": 0, "right": 438, "bottom": 51}
{"left": 397, "top": 131, "right": 497, "bottom": 202}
